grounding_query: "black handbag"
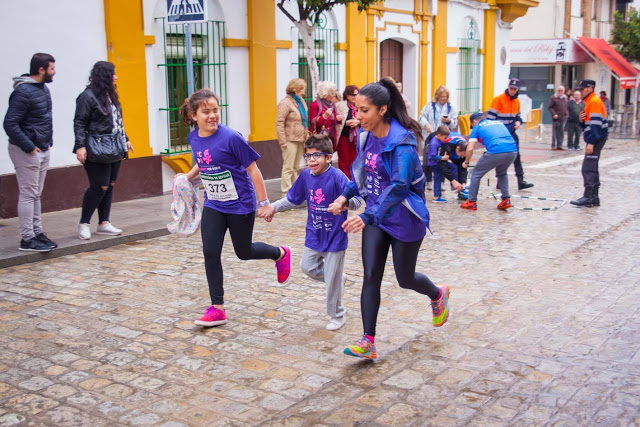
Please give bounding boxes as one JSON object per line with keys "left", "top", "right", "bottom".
{"left": 86, "top": 132, "right": 127, "bottom": 164}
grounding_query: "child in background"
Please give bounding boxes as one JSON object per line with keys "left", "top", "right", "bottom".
{"left": 444, "top": 131, "right": 469, "bottom": 200}
{"left": 180, "top": 89, "right": 292, "bottom": 327}
{"left": 429, "top": 125, "right": 463, "bottom": 202}
{"left": 260, "top": 134, "right": 362, "bottom": 331}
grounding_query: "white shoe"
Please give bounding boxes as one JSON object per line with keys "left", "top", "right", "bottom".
{"left": 78, "top": 223, "right": 91, "bottom": 240}
{"left": 96, "top": 222, "right": 122, "bottom": 235}
{"left": 326, "top": 316, "right": 346, "bottom": 331}
{"left": 427, "top": 182, "right": 433, "bottom": 190}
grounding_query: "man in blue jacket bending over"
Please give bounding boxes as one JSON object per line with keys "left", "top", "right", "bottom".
{"left": 459, "top": 112, "right": 518, "bottom": 211}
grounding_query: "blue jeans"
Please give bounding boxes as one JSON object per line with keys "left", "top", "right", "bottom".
{"left": 432, "top": 162, "right": 458, "bottom": 197}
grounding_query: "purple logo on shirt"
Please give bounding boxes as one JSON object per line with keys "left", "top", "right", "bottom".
{"left": 365, "top": 152, "right": 378, "bottom": 173}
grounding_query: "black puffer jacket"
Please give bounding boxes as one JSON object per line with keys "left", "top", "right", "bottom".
{"left": 3, "top": 74, "right": 53, "bottom": 153}
{"left": 73, "top": 88, "right": 129, "bottom": 153}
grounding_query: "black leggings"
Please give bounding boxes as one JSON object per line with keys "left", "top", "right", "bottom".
{"left": 361, "top": 225, "right": 440, "bottom": 336}
{"left": 201, "top": 207, "right": 281, "bottom": 305}
{"left": 81, "top": 160, "right": 121, "bottom": 224}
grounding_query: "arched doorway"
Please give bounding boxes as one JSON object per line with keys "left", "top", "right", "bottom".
{"left": 379, "top": 39, "right": 403, "bottom": 82}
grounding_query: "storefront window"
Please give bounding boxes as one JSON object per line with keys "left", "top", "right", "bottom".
{"left": 511, "top": 66, "right": 554, "bottom": 123}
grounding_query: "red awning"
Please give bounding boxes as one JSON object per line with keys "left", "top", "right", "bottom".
{"left": 578, "top": 37, "right": 639, "bottom": 89}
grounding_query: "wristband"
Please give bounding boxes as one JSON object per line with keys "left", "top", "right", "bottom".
{"left": 258, "top": 199, "right": 270, "bottom": 207}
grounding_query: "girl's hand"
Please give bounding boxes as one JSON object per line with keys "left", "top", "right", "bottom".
{"left": 342, "top": 215, "right": 365, "bottom": 233}
{"left": 328, "top": 196, "right": 348, "bottom": 215}
{"left": 258, "top": 204, "right": 275, "bottom": 222}
{"left": 76, "top": 147, "right": 87, "bottom": 164}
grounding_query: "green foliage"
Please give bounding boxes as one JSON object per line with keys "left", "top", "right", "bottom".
{"left": 278, "top": 0, "right": 380, "bottom": 25}
{"left": 611, "top": 10, "right": 640, "bottom": 63}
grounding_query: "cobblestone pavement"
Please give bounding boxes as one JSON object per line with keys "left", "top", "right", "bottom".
{"left": 1, "top": 138, "right": 640, "bottom": 426}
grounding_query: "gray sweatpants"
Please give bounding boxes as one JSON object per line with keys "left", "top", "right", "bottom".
{"left": 300, "top": 247, "right": 346, "bottom": 319}
{"left": 8, "top": 144, "right": 50, "bottom": 240}
{"left": 469, "top": 151, "right": 517, "bottom": 202}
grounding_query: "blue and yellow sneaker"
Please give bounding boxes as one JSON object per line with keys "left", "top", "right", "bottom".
{"left": 344, "top": 336, "right": 377, "bottom": 359}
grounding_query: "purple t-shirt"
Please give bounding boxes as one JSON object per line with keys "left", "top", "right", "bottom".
{"left": 287, "top": 166, "right": 349, "bottom": 252}
{"left": 188, "top": 125, "right": 260, "bottom": 215}
{"left": 364, "top": 133, "right": 426, "bottom": 242}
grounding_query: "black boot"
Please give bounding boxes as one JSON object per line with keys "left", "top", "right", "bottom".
{"left": 570, "top": 187, "right": 594, "bottom": 207}
{"left": 592, "top": 186, "right": 600, "bottom": 206}
{"left": 517, "top": 176, "right": 534, "bottom": 190}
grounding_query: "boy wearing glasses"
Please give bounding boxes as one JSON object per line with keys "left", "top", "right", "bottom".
{"left": 260, "top": 134, "right": 362, "bottom": 330}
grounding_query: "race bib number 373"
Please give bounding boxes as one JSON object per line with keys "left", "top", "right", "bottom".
{"left": 201, "top": 170, "right": 239, "bottom": 202}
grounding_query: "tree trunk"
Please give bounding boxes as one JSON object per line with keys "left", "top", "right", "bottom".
{"left": 296, "top": 20, "right": 320, "bottom": 99}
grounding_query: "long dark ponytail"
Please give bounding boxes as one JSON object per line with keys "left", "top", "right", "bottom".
{"left": 359, "top": 78, "right": 422, "bottom": 141}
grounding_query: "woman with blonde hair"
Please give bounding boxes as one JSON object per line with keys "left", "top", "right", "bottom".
{"left": 419, "top": 85, "right": 458, "bottom": 190}
{"left": 276, "top": 78, "right": 309, "bottom": 193}
{"left": 308, "top": 81, "right": 342, "bottom": 150}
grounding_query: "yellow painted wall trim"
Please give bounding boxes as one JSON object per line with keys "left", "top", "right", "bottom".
{"left": 335, "top": 42, "right": 347, "bottom": 51}
{"left": 346, "top": 3, "right": 367, "bottom": 88}
{"left": 224, "top": 38, "right": 250, "bottom": 47}
{"left": 431, "top": 0, "right": 447, "bottom": 91}
{"left": 143, "top": 35, "right": 155, "bottom": 45}
{"left": 103, "top": 0, "right": 152, "bottom": 158}
{"left": 419, "top": 0, "right": 431, "bottom": 110}
{"left": 366, "top": 9, "right": 376, "bottom": 83}
{"left": 274, "top": 40, "right": 292, "bottom": 49}
{"left": 446, "top": 47, "right": 459, "bottom": 53}
{"left": 162, "top": 153, "right": 192, "bottom": 174}
{"left": 224, "top": 38, "right": 291, "bottom": 49}
{"left": 369, "top": 5, "right": 431, "bottom": 18}
{"left": 247, "top": 0, "right": 277, "bottom": 141}
{"left": 482, "top": 6, "right": 498, "bottom": 110}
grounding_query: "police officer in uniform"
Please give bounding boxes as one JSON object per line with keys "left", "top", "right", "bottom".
{"left": 571, "top": 79, "right": 607, "bottom": 207}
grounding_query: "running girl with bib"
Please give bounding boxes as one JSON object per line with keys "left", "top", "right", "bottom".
{"left": 179, "top": 89, "right": 292, "bottom": 327}
{"left": 328, "top": 79, "right": 450, "bottom": 359}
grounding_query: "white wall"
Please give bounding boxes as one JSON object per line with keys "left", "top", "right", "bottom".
{"left": 510, "top": 0, "right": 564, "bottom": 40}
{"left": 0, "top": 1, "right": 108, "bottom": 175}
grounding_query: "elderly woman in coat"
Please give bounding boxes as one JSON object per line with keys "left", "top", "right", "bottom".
{"left": 308, "top": 81, "right": 342, "bottom": 150}
{"left": 276, "top": 78, "right": 309, "bottom": 193}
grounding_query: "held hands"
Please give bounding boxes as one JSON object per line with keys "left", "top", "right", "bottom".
{"left": 257, "top": 204, "right": 276, "bottom": 222}
{"left": 342, "top": 215, "right": 365, "bottom": 233}
{"left": 328, "top": 196, "right": 348, "bottom": 215}
{"left": 585, "top": 144, "right": 594, "bottom": 155}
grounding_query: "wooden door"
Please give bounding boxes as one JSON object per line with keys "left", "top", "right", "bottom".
{"left": 380, "top": 39, "right": 403, "bottom": 82}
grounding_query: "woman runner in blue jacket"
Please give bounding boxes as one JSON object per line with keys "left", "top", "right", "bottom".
{"left": 329, "top": 78, "right": 450, "bottom": 359}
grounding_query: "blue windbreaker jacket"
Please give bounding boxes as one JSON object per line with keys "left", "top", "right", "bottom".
{"left": 342, "top": 119, "right": 430, "bottom": 229}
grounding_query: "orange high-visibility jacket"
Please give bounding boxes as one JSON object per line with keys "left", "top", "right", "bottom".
{"left": 487, "top": 92, "right": 523, "bottom": 133}
{"left": 582, "top": 91, "right": 608, "bottom": 144}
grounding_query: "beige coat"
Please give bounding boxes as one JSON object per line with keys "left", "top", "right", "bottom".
{"left": 335, "top": 100, "right": 349, "bottom": 139}
{"left": 276, "top": 95, "right": 308, "bottom": 145}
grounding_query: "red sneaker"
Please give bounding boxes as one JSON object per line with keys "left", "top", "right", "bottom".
{"left": 460, "top": 200, "right": 477, "bottom": 210}
{"left": 497, "top": 198, "right": 513, "bottom": 210}
{"left": 194, "top": 306, "right": 227, "bottom": 327}
{"left": 275, "top": 246, "right": 292, "bottom": 284}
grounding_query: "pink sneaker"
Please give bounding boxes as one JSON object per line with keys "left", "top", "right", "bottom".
{"left": 275, "top": 246, "right": 292, "bottom": 284}
{"left": 194, "top": 306, "right": 227, "bottom": 327}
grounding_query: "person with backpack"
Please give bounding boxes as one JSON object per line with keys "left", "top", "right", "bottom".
{"left": 419, "top": 86, "right": 458, "bottom": 190}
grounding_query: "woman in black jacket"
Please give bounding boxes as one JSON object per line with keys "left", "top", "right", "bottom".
{"left": 73, "top": 61, "right": 133, "bottom": 240}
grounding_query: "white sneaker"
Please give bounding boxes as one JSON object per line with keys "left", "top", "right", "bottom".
{"left": 427, "top": 182, "right": 433, "bottom": 190}
{"left": 78, "top": 223, "right": 91, "bottom": 240}
{"left": 96, "top": 222, "right": 122, "bottom": 235}
{"left": 326, "top": 316, "right": 346, "bottom": 331}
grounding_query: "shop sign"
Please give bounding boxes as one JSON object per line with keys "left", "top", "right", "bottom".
{"left": 509, "top": 39, "right": 592, "bottom": 64}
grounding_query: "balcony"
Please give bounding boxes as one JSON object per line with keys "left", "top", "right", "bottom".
{"left": 495, "top": 0, "right": 540, "bottom": 23}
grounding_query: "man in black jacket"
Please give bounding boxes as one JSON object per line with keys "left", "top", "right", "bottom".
{"left": 3, "top": 53, "right": 58, "bottom": 252}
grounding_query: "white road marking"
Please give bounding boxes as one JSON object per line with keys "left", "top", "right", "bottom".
{"left": 567, "top": 156, "right": 630, "bottom": 171}
{"left": 612, "top": 162, "right": 640, "bottom": 175}
{"left": 528, "top": 155, "right": 584, "bottom": 169}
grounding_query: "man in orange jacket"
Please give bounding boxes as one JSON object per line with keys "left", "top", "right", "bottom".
{"left": 570, "top": 79, "right": 608, "bottom": 207}
{"left": 487, "top": 78, "right": 534, "bottom": 190}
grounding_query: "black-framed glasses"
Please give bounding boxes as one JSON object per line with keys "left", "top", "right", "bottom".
{"left": 303, "top": 152, "right": 330, "bottom": 160}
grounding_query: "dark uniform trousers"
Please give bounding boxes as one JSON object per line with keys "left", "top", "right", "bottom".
{"left": 582, "top": 138, "right": 607, "bottom": 188}
{"left": 511, "top": 131, "right": 524, "bottom": 178}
